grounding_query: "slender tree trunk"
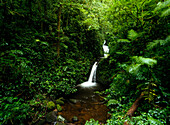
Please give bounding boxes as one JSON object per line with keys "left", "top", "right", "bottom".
{"left": 57, "top": 4, "right": 62, "bottom": 57}
{"left": 37, "top": 0, "right": 44, "bottom": 33}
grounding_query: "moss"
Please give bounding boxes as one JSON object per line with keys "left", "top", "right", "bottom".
{"left": 57, "top": 104, "right": 62, "bottom": 112}
{"left": 56, "top": 98, "right": 64, "bottom": 105}
{"left": 47, "top": 101, "right": 55, "bottom": 110}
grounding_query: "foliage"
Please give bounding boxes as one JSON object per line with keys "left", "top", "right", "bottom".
{"left": 0, "top": 0, "right": 104, "bottom": 124}
{"left": 85, "top": 119, "right": 100, "bottom": 125}
{"left": 97, "top": 0, "right": 169, "bottom": 124}
{"left": 0, "top": 0, "right": 169, "bottom": 124}
{"left": 47, "top": 101, "right": 55, "bottom": 110}
{"left": 56, "top": 104, "right": 62, "bottom": 112}
{"left": 0, "top": 97, "right": 30, "bottom": 125}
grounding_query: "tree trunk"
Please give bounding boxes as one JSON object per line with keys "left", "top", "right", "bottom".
{"left": 57, "top": 4, "right": 62, "bottom": 57}
{"left": 123, "top": 93, "right": 144, "bottom": 125}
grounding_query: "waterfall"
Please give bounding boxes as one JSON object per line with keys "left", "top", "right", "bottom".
{"left": 88, "top": 62, "right": 98, "bottom": 82}
{"left": 78, "top": 40, "right": 109, "bottom": 88}
{"left": 103, "top": 40, "right": 109, "bottom": 58}
{"left": 78, "top": 62, "right": 98, "bottom": 87}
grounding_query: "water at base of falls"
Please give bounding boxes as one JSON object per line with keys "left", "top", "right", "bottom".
{"left": 78, "top": 81, "right": 96, "bottom": 87}
{"left": 59, "top": 84, "right": 110, "bottom": 124}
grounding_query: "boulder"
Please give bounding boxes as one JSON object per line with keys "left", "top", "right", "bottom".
{"left": 45, "top": 110, "right": 58, "bottom": 123}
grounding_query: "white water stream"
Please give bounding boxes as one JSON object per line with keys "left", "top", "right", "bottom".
{"left": 78, "top": 40, "right": 109, "bottom": 88}
{"left": 78, "top": 62, "right": 98, "bottom": 87}
{"left": 103, "top": 40, "right": 109, "bottom": 58}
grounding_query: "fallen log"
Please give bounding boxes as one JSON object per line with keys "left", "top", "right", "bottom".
{"left": 123, "top": 93, "right": 144, "bottom": 125}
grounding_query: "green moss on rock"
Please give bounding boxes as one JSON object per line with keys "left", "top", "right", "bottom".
{"left": 57, "top": 104, "right": 62, "bottom": 112}
{"left": 47, "top": 101, "right": 55, "bottom": 110}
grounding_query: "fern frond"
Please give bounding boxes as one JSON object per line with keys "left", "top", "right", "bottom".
{"left": 128, "top": 29, "right": 138, "bottom": 41}
{"left": 147, "top": 36, "right": 170, "bottom": 50}
{"left": 117, "top": 39, "right": 131, "bottom": 43}
{"left": 154, "top": 0, "right": 170, "bottom": 11}
{"left": 147, "top": 40, "right": 163, "bottom": 50}
{"left": 161, "top": 8, "right": 170, "bottom": 17}
{"left": 132, "top": 56, "right": 157, "bottom": 67}
{"left": 165, "top": 35, "right": 170, "bottom": 43}
{"left": 154, "top": 0, "right": 170, "bottom": 17}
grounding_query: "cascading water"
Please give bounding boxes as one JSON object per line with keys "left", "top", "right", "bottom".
{"left": 103, "top": 40, "right": 109, "bottom": 58}
{"left": 58, "top": 40, "right": 110, "bottom": 124}
{"left": 88, "top": 62, "right": 98, "bottom": 82}
{"left": 78, "top": 40, "right": 109, "bottom": 87}
{"left": 78, "top": 62, "right": 98, "bottom": 87}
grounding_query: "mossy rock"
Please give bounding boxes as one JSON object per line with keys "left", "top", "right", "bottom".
{"left": 45, "top": 110, "right": 58, "bottom": 123}
{"left": 57, "top": 104, "right": 62, "bottom": 112}
{"left": 47, "top": 101, "right": 55, "bottom": 110}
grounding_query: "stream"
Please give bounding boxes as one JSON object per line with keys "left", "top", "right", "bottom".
{"left": 58, "top": 41, "right": 110, "bottom": 124}
{"left": 40, "top": 41, "right": 110, "bottom": 125}
{"left": 59, "top": 84, "right": 110, "bottom": 124}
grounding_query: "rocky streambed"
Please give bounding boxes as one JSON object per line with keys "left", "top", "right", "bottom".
{"left": 35, "top": 84, "right": 110, "bottom": 125}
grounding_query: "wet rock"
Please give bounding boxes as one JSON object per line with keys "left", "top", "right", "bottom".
{"left": 69, "top": 99, "right": 79, "bottom": 104}
{"left": 45, "top": 110, "right": 58, "bottom": 123}
{"left": 57, "top": 115, "right": 67, "bottom": 123}
{"left": 72, "top": 116, "right": 78, "bottom": 122}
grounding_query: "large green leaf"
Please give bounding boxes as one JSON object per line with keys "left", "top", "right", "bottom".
{"left": 117, "top": 39, "right": 131, "bottom": 43}
{"left": 132, "top": 56, "right": 157, "bottom": 67}
{"left": 127, "top": 64, "right": 141, "bottom": 75}
{"left": 107, "top": 99, "right": 119, "bottom": 106}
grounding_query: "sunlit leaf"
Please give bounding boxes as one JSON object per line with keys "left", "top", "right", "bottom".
{"left": 107, "top": 99, "right": 119, "bottom": 106}
{"left": 117, "top": 39, "right": 131, "bottom": 43}
{"left": 132, "top": 56, "right": 157, "bottom": 67}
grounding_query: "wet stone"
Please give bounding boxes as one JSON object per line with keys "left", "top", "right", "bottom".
{"left": 72, "top": 116, "right": 78, "bottom": 122}
{"left": 45, "top": 110, "right": 58, "bottom": 123}
{"left": 57, "top": 115, "right": 67, "bottom": 123}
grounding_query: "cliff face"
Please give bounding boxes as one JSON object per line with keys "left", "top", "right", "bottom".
{"left": 96, "top": 58, "right": 113, "bottom": 85}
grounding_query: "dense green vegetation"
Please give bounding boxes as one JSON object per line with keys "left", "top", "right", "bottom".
{"left": 0, "top": 0, "right": 169, "bottom": 125}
